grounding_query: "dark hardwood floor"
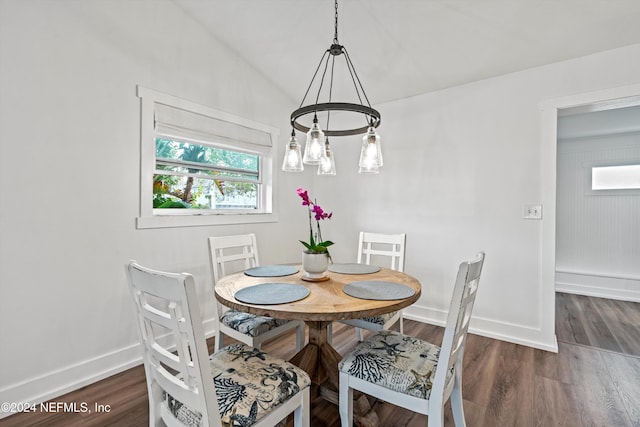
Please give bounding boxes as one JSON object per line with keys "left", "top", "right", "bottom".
{"left": 555, "top": 292, "right": 640, "bottom": 355}
{"left": 2, "top": 292, "right": 639, "bottom": 426}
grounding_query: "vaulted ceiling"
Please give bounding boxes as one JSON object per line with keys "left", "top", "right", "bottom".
{"left": 173, "top": 0, "right": 640, "bottom": 105}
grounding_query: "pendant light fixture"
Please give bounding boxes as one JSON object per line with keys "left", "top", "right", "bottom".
{"left": 358, "top": 124, "right": 383, "bottom": 173}
{"left": 282, "top": 0, "right": 382, "bottom": 175}
{"left": 318, "top": 137, "right": 336, "bottom": 175}
{"left": 281, "top": 129, "right": 304, "bottom": 172}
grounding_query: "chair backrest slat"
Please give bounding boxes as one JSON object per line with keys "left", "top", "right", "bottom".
{"left": 208, "top": 234, "right": 259, "bottom": 283}
{"left": 357, "top": 232, "right": 406, "bottom": 272}
{"left": 152, "top": 360, "right": 201, "bottom": 408}
{"left": 432, "top": 252, "right": 485, "bottom": 397}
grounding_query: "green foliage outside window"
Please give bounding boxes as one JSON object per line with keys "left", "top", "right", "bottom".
{"left": 153, "top": 138, "right": 259, "bottom": 209}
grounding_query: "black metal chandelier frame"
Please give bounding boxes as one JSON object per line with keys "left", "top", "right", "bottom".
{"left": 290, "top": 0, "right": 381, "bottom": 137}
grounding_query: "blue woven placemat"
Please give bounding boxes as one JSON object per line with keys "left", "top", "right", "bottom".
{"left": 343, "top": 281, "right": 415, "bottom": 300}
{"left": 244, "top": 265, "right": 299, "bottom": 277}
{"left": 328, "top": 263, "right": 380, "bottom": 274}
{"left": 234, "top": 283, "right": 310, "bottom": 305}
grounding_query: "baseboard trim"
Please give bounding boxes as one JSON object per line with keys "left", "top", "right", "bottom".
{"left": 556, "top": 282, "right": 640, "bottom": 302}
{"left": 0, "top": 345, "right": 143, "bottom": 420}
{"left": 403, "top": 304, "right": 558, "bottom": 353}
{"left": 0, "top": 318, "right": 218, "bottom": 420}
{"left": 555, "top": 270, "right": 640, "bottom": 302}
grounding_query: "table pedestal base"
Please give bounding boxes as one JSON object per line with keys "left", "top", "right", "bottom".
{"left": 289, "top": 321, "right": 380, "bottom": 426}
{"left": 289, "top": 321, "right": 342, "bottom": 399}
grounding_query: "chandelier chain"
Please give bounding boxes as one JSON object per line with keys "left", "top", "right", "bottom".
{"left": 334, "top": 0, "right": 339, "bottom": 43}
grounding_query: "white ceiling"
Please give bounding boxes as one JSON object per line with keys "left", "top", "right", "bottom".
{"left": 173, "top": 0, "right": 640, "bottom": 105}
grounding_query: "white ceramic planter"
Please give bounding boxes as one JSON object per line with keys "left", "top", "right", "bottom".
{"left": 302, "top": 251, "right": 329, "bottom": 279}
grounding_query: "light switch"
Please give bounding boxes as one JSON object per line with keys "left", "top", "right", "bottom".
{"left": 524, "top": 204, "right": 542, "bottom": 220}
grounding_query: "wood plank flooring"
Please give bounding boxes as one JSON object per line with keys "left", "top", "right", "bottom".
{"left": 2, "top": 292, "right": 639, "bottom": 426}
{"left": 555, "top": 292, "right": 640, "bottom": 355}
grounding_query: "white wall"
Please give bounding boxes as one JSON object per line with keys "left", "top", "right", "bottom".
{"left": 314, "top": 43, "right": 640, "bottom": 353}
{"left": 0, "top": 0, "right": 312, "bottom": 411}
{"left": 556, "top": 110, "right": 640, "bottom": 301}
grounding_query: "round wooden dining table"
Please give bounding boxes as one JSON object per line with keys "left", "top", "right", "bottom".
{"left": 214, "top": 264, "right": 422, "bottom": 403}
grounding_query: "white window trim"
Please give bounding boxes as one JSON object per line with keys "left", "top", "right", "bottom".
{"left": 136, "top": 86, "right": 279, "bottom": 229}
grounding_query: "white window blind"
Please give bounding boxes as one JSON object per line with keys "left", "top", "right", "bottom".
{"left": 154, "top": 103, "right": 272, "bottom": 153}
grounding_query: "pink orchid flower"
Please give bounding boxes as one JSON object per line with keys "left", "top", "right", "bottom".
{"left": 296, "top": 187, "right": 311, "bottom": 206}
{"left": 296, "top": 188, "right": 334, "bottom": 257}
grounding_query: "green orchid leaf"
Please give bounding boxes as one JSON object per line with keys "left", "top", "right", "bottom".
{"left": 299, "top": 241, "right": 313, "bottom": 251}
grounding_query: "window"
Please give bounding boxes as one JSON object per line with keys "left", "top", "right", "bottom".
{"left": 592, "top": 164, "right": 640, "bottom": 190}
{"left": 137, "top": 86, "right": 278, "bottom": 228}
{"left": 154, "top": 137, "right": 259, "bottom": 210}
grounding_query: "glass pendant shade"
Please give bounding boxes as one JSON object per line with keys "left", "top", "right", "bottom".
{"left": 358, "top": 126, "right": 382, "bottom": 174}
{"left": 303, "top": 121, "right": 325, "bottom": 165}
{"left": 358, "top": 163, "right": 379, "bottom": 174}
{"left": 282, "top": 132, "right": 304, "bottom": 172}
{"left": 317, "top": 138, "right": 336, "bottom": 175}
{"left": 358, "top": 166, "right": 380, "bottom": 174}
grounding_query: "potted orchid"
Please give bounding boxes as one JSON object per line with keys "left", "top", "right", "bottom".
{"left": 296, "top": 187, "right": 333, "bottom": 278}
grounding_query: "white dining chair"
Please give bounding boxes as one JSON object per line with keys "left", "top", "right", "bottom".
{"left": 208, "top": 234, "right": 305, "bottom": 352}
{"left": 125, "top": 260, "right": 311, "bottom": 427}
{"left": 333, "top": 232, "right": 406, "bottom": 343}
{"left": 338, "top": 252, "right": 485, "bottom": 427}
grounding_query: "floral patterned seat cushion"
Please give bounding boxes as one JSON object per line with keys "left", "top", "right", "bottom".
{"left": 356, "top": 311, "right": 398, "bottom": 326}
{"left": 220, "top": 309, "right": 289, "bottom": 337}
{"left": 339, "top": 330, "right": 449, "bottom": 400}
{"left": 166, "top": 343, "right": 311, "bottom": 427}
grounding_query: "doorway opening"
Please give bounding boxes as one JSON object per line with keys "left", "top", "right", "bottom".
{"left": 540, "top": 84, "right": 640, "bottom": 352}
